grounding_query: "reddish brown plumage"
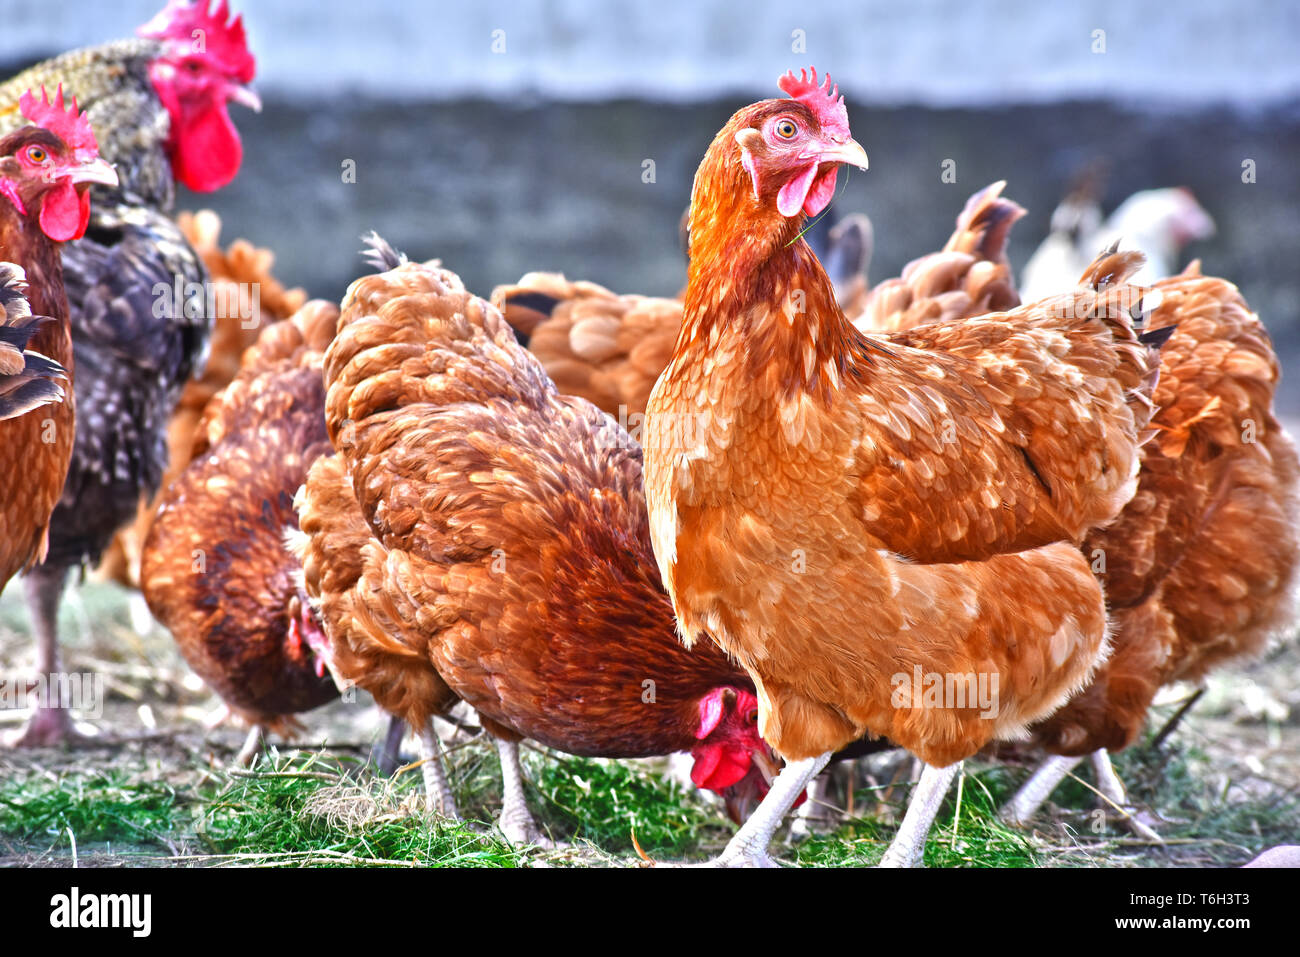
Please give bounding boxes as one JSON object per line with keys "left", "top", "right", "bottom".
{"left": 0, "top": 127, "right": 78, "bottom": 587}
{"left": 644, "top": 96, "right": 1162, "bottom": 768}
{"left": 139, "top": 300, "right": 339, "bottom": 733}
{"left": 297, "top": 255, "right": 764, "bottom": 771}
{"left": 1027, "top": 264, "right": 1300, "bottom": 754}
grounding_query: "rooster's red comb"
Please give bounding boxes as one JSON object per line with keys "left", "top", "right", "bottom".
{"left": 18, "top": 85, "right": 99, "bottom": 155}
{"left": 778, "top": 67, "right": 851, "bottom": 140}
{"left": 138, "top": 0, "right": 256, "bottom": 83}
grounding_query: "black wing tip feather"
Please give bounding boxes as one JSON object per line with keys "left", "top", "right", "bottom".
{"left": 360, "top": 232, "right": 408, "bottom": 274}
{"left": 1138, "top": 324, "right": 1178, "bottom": 349}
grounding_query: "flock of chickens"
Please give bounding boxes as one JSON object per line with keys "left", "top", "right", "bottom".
{"left": 0, "top": 2, "right": 1295, "bottom": 868}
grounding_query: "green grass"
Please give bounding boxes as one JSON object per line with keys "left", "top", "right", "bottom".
{"left": 530, "top": 753, "right": 729, "bottom": 856}
{"left": 0, "top": 768, "right": 187, "bottom": 853}
{"left": 0, "top": 729, "right": 1290, "bottom": 867}
{"left": 793, "top": 766, "right": 1038, "bottom": 867}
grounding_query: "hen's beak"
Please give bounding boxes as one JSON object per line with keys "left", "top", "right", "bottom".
{"left": 228, "top": 83, "right": 263, "bottom": 113}
{"left": 820, "top": 138, "right": 868, "bottom": 171}
{"left": 63, "top": 158, "right": 119, "bottom": 187}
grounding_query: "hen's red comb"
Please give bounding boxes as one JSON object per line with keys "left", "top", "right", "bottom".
{"left": 138, "top": 0, "right": 256, "bottom": 83}
{"left": 778, "top": 67, "right": 851, "bottom": 140}
{"left": 18, "top": 85, "right": 99, "bottom": 155}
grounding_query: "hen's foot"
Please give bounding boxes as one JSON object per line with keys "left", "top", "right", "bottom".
{"left": 5, "top": 707, "right": 96, "bottom": 748}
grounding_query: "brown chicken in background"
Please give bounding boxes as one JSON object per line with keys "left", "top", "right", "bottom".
{"left": 139, "top": 299, "right": 338, "bottom": 763}
{"left": 1002, "top": 262, "right": 1300, "bottom": 829}
{"left": 852, "top": 180, "right": 1024, "bottom": 335}
{"left": 643, "top": 68, "right": 1170, "bottom": 867}
{"left": 294, "top": 237, "right": 776, "bottom": 843}
{"left": 98, "top": 210, "right": 308, "bottom": 591}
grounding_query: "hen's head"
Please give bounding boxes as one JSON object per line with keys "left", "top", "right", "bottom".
{"left": 139, "top": 0, "right": 259, "bottom": 193}
{"left": 285, "top": 586, "right": 335, "bottom": 684}
{"left": 689, "top": 686, "right": 791, "bottom": 823}
{"left": 0, "top": 86, "right": 118, "bottom": 241}
{"left": 721, "top": 68, "right": 868, "bottom": 225}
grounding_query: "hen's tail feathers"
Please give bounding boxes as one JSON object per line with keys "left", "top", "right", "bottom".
{"left": 1079, "top": 241, "right": 1145, "bottom": 289}
{"left": 360, "top": 232, "right": 408, "bottom": 274}
{"left": 944, "top": 180, "right": 1027, "bottom": 263}
{"left": 1074, "top": 243, "right": 1169, "bottom": 441}
{"left": 494, "top": 272, "right": 576, "bottom": 341}
{"left": 0, "top": 263, "right": 68, "bottom": 420}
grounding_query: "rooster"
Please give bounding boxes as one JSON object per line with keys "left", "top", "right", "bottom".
{"left": 0, "top": 89, "right": 117, "bottom": 743}
{"left": 1001, "top": 263, "right": 1300, "bottom": 831}
{"left": 294, "top": 238, "right": 777, "bottom": 842}
{"left": 0, "top": 1, "right": 259, "bottom": 745}
{"left": 643, "top": 68, "right": 1168, "bottom": 867}
{"left": 140, "top": 300, "right": 339, "bottom": 765}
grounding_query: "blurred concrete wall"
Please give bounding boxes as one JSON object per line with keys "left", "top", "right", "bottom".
{"left": 8, "top": 0, "right": 1300, "bottom": 106}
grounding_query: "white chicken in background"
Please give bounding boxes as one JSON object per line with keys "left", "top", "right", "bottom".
{"left": 1021, "top": 187, "right": 1216, "bottom": 300}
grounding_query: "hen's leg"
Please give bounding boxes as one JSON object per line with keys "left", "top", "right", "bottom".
{"left": 1090, "top": 749, "right": 1162, "bottom": 843}
{"left": 495, "top": 738, "right": 548, "bottom": 845}
{"left": 707, "top": 752, "right": 831, "bottom": 867}
{"left": 789, "top": 764, "right": 843, "bottom": 839}
{"left": 234, "top": 725, "right": 265, "bottom": 767}
{"left": 370, "top": 714, "right": 406, "bottom": 777}
{"left": 8, "top": 566, "right": 87, "bottom": 748}
{"left": 1000, "top": 754, "right": 1083, "bottom": 826}
{"left": 417, "top": 720, "right": 459, "bottom": 819}
{"left": 878, "top": 761, "right": 961, "bottom": 868}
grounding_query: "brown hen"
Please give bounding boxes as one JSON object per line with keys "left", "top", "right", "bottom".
{"left": 1002, "top": 263, "right": 1300, "bottom": 829}
{"left": 295, "top": 238, "right": 774, "bottom": 843}
{"left": 139, "top": 299, "right": 338, "bottom": 760}
{"left": 643, "top": 69, "right": 1167, "bottom": 866}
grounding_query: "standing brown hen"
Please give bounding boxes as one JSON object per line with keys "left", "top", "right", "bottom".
{"left": 643, "top": 68, "right": 1168, "bottom": 867}
{"left": 0, "top": 90, "right": 116, "bottom": 744}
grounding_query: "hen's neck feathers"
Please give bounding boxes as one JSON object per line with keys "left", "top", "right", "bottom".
{"left": 679, "top": 131, "right": 883, "bottom": 402}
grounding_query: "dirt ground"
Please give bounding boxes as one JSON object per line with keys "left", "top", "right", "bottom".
{"left": 0, "top": 577, "right": 1296, "bottom": 867}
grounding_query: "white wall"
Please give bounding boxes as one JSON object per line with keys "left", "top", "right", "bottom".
{"left": 6, "top": 0, "right": 1299, "bottom": 106}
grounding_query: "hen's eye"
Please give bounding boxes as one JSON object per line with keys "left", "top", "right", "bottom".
{"left": 746, "top": 709, "right": 759, "bottom": 726}
{"left": 25, "top": 146, "right": 47, "bottom": 164}
{"left": 775, "top": 119, "right": 798, "bottom": 140}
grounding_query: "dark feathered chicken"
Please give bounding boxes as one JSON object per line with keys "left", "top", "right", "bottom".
{"left": 0, "top": 1, "right": 259, "bottom": 745}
